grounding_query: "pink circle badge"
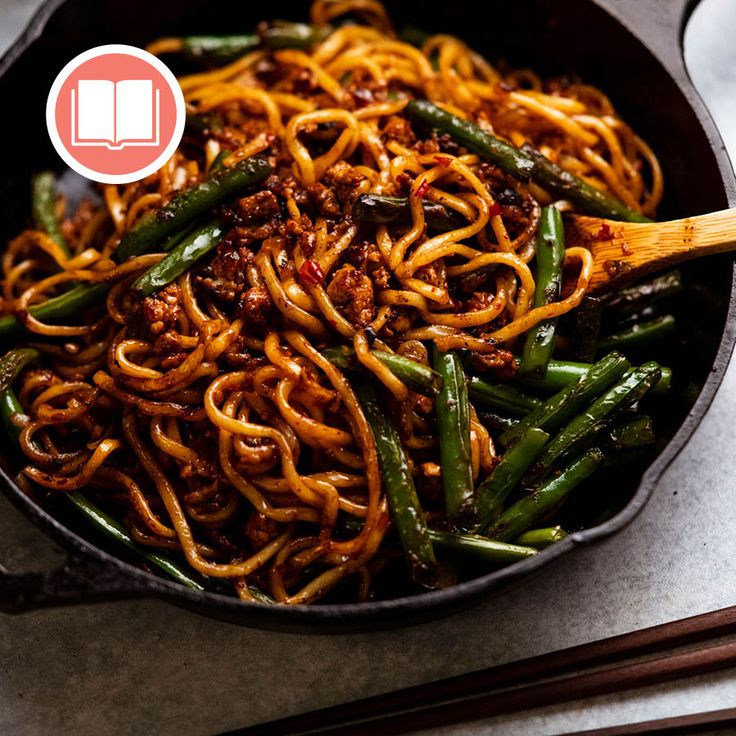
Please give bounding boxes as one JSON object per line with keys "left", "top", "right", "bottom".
{"left": 46, "top": 44, "right": 186, "bottom": 184}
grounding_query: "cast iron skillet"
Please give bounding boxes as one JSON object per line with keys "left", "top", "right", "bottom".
{"left": 0, "top": 0, "right": 733, "bottom": 633}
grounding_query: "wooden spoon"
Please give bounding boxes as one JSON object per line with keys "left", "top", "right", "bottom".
{"left": 564, "top": 209, "right": 736, "bottom": 293}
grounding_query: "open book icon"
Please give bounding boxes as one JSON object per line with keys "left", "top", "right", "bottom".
{"left": 71, "top": 79, "right": 160, "bottom": 150}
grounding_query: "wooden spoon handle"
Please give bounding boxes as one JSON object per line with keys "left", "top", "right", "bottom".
{"left": 569, "top": 208, "right": 736, "bottom": 292}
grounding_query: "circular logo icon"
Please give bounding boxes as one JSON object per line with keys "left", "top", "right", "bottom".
{"left": 46, "top": 44, "right": 185, "bottom": 185}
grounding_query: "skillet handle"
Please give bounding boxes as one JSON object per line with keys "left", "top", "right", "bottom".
{"left": 0, "top": 550, "right": 151, "bottom": 613}
{"left": 594, "top": 0, "right": 696, "bottom": 72}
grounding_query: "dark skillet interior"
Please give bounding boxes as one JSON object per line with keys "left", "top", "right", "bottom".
{"left": 0, "top": 0, "right": 732, "bottom": 632}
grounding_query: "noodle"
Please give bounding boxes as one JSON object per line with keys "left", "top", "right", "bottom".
{"left": 2, "top": 0, "right": 663, "bottom": 604}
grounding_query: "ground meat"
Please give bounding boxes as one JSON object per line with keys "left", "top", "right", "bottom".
{"left": 475, "top": 162, "right": 509, "bottom": 192}
{"left": 370, "top": 264, "right": 391, "bottom": 289}
{"left": 152, "top": 329, "right": 185, "bottom": 354}
{"left": 466, "top": 291, "right": 498, "bottom": 311}
{"left": 223, "top": 337, "right": 270, "bottom": 370}
{"left": 415, "top": 261, "right": 448, "bottom": 292}
{"left": 348, "top": 85, "right": 376, "bottom": 109}
{"left": 383, "top": 115, "right": 416, "bottom": 146}
{"left": 196, "top": 242, "right": 254, "bottom": 302}
{"left": 394, "top": 171, "right": 414, "bottom": 194}
{"left": 229, "top": 223, "right": 278, "bottom": 246}
{"left": 237, "top": 284, "right": 276, "bottom": 328}
{"left": 280, "top": 65, "right": 316, "bottom": 96}
{"left": 245, "top": 512, "right": 281, "bottom": 550}
{"left": 475, "top": 163, "right": 535, "bottom": 239}
{"left": 198, "top": 185, "right": 282, "bottom": 302}
{"left": 235, "top": 190, "right": 280, "bottom": 224}
{"left": 141, "top": 283, "right": 182, "bottom": 337}
{"left": 253, "top": 55, "right": 281, "bottom": 87}
{"left": 201, "top": 527, "right": 240, "bottom": 556}
{"left": 414, "top": 136, "right": 441, "bottom": 156}
{"left": 495, "top": 187, "right": 524, "bottom": 207}
{"left": 322, "top": 160, "right": 366, "bottom": 206}
{"left": 343, "top": 239, "right": 370, "bottom": 269}
{"left": 307, "top": 182, "right": 341, "bottom": 216}
{"left": 384, "top": 309, "right": 415, "bottom": 337}
{"left": 437, "top": 133, "right": 462, "bottom": 156}
{"left": 326, "top": 264, "right": 375, "bottom": 327}
{"left": 471, "top": 346, "right": 518, "bottom": 382}
{"left": 280, "top": 216, "right": 316, "bottom": 257}
{"left": 343, "top": 74, "right": 389, "bottom": 109}
{"left": 261, "top": 168, "right": 302, "bottom": 201}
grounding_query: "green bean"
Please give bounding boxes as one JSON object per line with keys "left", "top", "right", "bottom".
{"left": 428, "top": 529, "right": 537, "bottom": 564}
{"left": 519, "top": 206, "right": 565, "bottom": 378}
{"left": 0, "top": 283, "right": 109, "bottom": 342}
{"left": 516, "top": 526, "right": 568, "bottom": 549}
{"left": 352, "top": 194, "right": 462, "bottom": 231}
{"left": 433, "top": 348, "right": 475, "bottom": 522}
{"left": 525, "top": 362, "right": 662, "bottom": 484}
{"left": 116, "top": 156, "right": 272, "bottom": 262}
{"left": 339, "top": 518, "right": 537, "bottom": 566}
{"left": 2, "top": 157, "right": 271, "bottom": 340}
{"left": 519, "top": 143, "right": 651, "bottom": 222}
{"left": 473, "top": 427, "right": 549, "bottom": 531}
{"left": 65, "top": 492, "right": 208, "bottom": 591}
{"left": 185, "top": 111, "right": 224, "bottom": 135}
{"left": 322, "top": 345, "right": 442, "bottom": 396}
{"left": 0, "top": 348, "right": 39, "bottom": 394}
{"left": 501, "top": 352, "right": 631, "bottom": 448}
{"left": 516, "top": 358, "right": 672, "bottom": 397}
{"left": 180, "top": 35, "right": 259, "bottom": 64}
{"left": 477, "top": 411, "right": 518, "bottom": 435}
{"left": 468, "top": 377, "right": 542, "bottom": 417}
{"left": 608, "top": 414, "right": 655, "bottom": 450}
{"left": 178, "top": 24, "right": 328, "bottom": 65}
{"left": 133, "top": 221, "right": 225, "bottom": 297}
{"left": 0, "top": 388, "right": 24, "bottom": 440}
{"left": 568, "top": 295, "right": 604, "bottom": 362}
{"left": 160, "top": 222, "right": 200, "bottom": 253}
{"left": 603, "top": 270, "right": 684, "bottom": 320}
{"left": 1, "top": 385, "right": 28, "bottom": 442}
{"left": 367, "top": 351, "right": 443, "bottom": 396}
{"left": 403, "top": 100, "right": 649, "bottom": 222}
{"left": 356, "top": 384, "right": 438, "bottom": 586}
{"left": 31, "top": 171, "right": 69, "bottom": 255}
{"left": 209, "top": 149, "right": 231, "bottom": 173}
{"left": 259, "top": 21, "right": 331, "bottom": 49}
{"left": 597, "top": 315, "right": 676, "bottom": 351}
{"left": 405, "top": 100, "right": 534, "bottom": 180}
{"left": 75, "top": 492, "right": 272, "bottom": 600}
{"left": 487, "top": 448, "right": 605, "bottom": 541}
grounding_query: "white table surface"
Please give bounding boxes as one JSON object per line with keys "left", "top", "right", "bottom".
{"left": 1, "top": 0, "right": 736, "bottom": 734}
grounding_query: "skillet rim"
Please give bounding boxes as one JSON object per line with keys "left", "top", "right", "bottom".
{"left": 0, "top": 0, "right": 734, "bottom": 631}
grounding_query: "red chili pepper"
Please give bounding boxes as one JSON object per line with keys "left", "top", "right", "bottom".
{"left": 489, "top": 201, "right": 502, "bottom": 217}
{"left": 413, "top": 179, "right": 431, "bottom": 199}
{"left": 595, "top": 222, "right": 613, "bottom": 241}
{"left": 434, "top": 155, "right": 452, "bottom": 167}
{"left": 299, "top": 259, "right": 325, "bottom": 287}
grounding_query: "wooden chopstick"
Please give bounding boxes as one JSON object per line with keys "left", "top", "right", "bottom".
{"left": 224, "top": 604, "right": 736, "bottom": 736}
{"left": 232, "top": 639, "right": 736, "bottom": 735}
{"left": 558, "top": 707, "right": 736, "bottom": 735}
